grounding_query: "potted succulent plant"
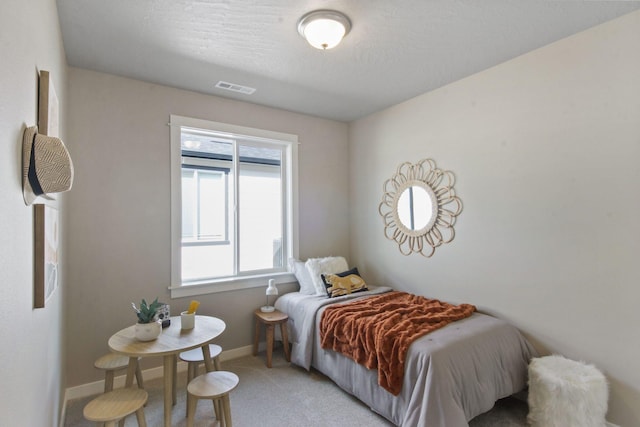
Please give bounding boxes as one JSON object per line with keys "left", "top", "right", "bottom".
{"left": 132, "top": 298, "right": 162, "bottom": 341}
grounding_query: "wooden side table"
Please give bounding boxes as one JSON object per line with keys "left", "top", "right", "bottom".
{"left": 253, "top": 308, "right": 291, "bottom": 368}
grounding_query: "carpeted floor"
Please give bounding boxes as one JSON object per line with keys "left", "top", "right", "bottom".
{"left": 64, "top": 351, "right": 529, "bottom": 426}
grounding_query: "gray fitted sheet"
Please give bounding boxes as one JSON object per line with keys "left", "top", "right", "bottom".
{"left": 275, "top": 287, "right": 537, "bottom": 427}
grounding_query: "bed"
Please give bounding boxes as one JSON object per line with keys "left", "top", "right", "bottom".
{"left": 274, "top": 286, "right": 537, "bottom": 427}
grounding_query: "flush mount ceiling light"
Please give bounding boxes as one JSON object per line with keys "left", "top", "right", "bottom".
{"left": 297, "top": 9, "right": 351, "bottom": 50}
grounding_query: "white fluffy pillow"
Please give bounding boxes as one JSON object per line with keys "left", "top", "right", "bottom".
{"left": 305, "top": 256, "right": 349, "bottom": 296}
{"left": 288, "top": 258, "right": 316, "bottom": 295}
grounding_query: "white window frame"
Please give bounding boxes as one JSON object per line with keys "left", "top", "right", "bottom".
{"left": 169, "top": 115, "right": 298, "bottom": 298}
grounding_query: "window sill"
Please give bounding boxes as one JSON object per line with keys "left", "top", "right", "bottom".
{"left": 169, "top": 272, "right": 296, "bottom": 299}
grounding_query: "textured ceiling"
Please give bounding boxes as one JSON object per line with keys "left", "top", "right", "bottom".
{"left": 56, "top": 0, "right": 640, "bottom": 122}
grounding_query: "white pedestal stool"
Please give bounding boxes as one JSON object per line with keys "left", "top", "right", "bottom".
{"left": 528, "top": 354, "right": 608, "bottom": 427}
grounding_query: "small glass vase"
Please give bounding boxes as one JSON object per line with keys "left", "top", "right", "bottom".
{"left": 134, "top": 320, "right": 162, "bottom": 341}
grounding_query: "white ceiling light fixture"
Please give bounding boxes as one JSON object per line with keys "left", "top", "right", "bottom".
{"left": 297, "top": 9, "right": 351, "bottom": 50}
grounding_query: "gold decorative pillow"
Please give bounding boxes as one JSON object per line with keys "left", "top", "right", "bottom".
{"left": 322, "top": 268, "right": 368, "bottom": 298}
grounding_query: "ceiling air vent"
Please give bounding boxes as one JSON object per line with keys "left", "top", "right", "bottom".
{"left": 215, "top": 81, "right": 256, "bottom": 95}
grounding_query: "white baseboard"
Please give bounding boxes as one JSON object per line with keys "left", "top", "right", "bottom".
{"left": 62, "top": 345, "right": 254, "bottom": 405}
{"left": 219, "top": 344, "right": 254, "bottom": 362}
{"left": 606, "top": 422, "right": 620, "bottom": 427}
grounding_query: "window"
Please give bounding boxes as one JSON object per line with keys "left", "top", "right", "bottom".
{"left": 170, "top": 115, "right": 298, "bottom": 297}
{"left": 181, "top": 166, "right": 229, "bottom": 243}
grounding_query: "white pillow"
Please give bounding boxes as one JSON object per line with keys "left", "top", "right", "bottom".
{"left": 305, "top": 256, "right": 349, "bottom": 296}
{"left": 288, "top": 258, "right": 316, "bottom": 295}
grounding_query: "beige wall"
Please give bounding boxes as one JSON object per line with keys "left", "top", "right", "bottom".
{"left": 64, "top": 68, "right": 350, "bottom": 387}
{"left": 349, "top": 10, "right": 640, "bottom": 427}
{"left": 0, "top": 0, "right": 68, "bottom": 425}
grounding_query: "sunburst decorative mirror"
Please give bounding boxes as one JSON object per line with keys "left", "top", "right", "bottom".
{"left": 378, "top": 158, "right": 462, "bottom": 257}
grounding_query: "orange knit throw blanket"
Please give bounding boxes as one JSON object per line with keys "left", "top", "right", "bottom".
{"left": 320, "top": 291, "right": 476, "bottom": 395}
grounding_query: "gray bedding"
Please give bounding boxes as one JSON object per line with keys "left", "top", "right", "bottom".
{"left": 274, "top": 287, "right": 537, "bottom": 427}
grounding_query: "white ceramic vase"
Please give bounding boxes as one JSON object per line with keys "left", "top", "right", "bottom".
{"left": 134, "top": 320, "right": 162, "bottom": 341}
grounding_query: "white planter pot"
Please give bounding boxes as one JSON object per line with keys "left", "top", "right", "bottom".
{"left": 134, "top": 321, "right": 162, "bottom": 341}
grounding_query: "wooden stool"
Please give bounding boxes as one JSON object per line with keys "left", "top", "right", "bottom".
{"left": 253, "top": 309, "right": 290, "bottom": 368}
{"left": 94, "top": 353, "right": 144, "bottom": 392}
{"left": 83, "top": 388, "right": 148, "bottom": 427}
{"left": 180, "top": 344, "right": 222, "bottom": 383}
{"left": 187, "top": 371, "right": 239, "bottom": 427}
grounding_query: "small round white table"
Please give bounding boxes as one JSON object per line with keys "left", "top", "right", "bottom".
{"left": 108, "top": 315, "right": 226, "bottom": 427}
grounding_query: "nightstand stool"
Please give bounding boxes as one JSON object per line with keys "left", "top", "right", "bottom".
{"left": 253, "top": 308, "right": 290, "bottom": 368}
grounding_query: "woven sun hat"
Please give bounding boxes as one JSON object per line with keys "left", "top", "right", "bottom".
{"left": 22, "top": 126, "right": 74, "bottom": 205}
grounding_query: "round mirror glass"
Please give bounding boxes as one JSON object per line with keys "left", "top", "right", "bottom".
{"left": 397, "top": 185, "right": 433, "bottom": 230}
